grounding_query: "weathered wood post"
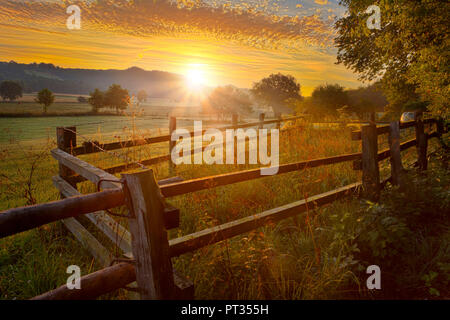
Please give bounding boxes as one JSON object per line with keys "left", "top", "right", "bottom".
{"left": 232, "top": 113, "right": 238, "bottom": 164}
{"left": 275, "top": 112, "right": 282, "bottom": 129}
{"left": 56, "top": 127, "right": 77, "bottom": 188}
{"left": 169, "top": 116, "right": 176, "bottom": 175}
{"left": 437, "top": 118, "right": 445, "bottom": 137}
{"left": 122, "top": 169, "right": 175, "bottom": 299}
{"left": 361, "top": 123, "right": 380, "bottom": 201}
{"left": 258, "top": 113, "right": 265, "bottom": 156}
{"left": 259, "top": 113, "right": 265, "bottom": 130}
{"left": 415, "top": 113, "right": 428, "bottom": 171}
{"left": 388, "top": 121, "right": 404, "bottom": 187}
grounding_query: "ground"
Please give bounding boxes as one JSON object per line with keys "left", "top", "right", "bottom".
{"left": 0, "top": 100, "right": 448, "bottom": 299}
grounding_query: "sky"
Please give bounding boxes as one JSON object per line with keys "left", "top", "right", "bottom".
{"left": 0, "top": 0, "right": 363, "bottom": 96}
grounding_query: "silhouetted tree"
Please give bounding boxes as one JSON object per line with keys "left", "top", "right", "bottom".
{"left": 35, "top": 88, "right": 55, "bottom": 113}
{"left": 0, "top": 80, "right": 23, "bottom": 101}
{"left": 104, "top": 84, "right": 129, "bottom": 114}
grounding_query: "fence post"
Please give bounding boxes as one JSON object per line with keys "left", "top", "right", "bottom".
{"left": 232, "top": 113, "right": 238, "bottom": 163}
{"left": 415, "top": 114, "right": 428, "bottom": 171}
{"left": 122, "top": 169, "right": 175, "bottom": 299}
{"left": 169, "top": 116, "right": 176, "bottom": 175}
{"left": 388, "top": 121, "right": 404, "bottom": 188}
{"left": 259, "top": 113, "right": 265, "bottom": 130}
{"left": 361, "top": 124, "right": 380, "bottom": 201}
{"left": 437, "top": 118, "right": 444, "bottom": 137}
{"left": 56, "top": 127, "right": 77, "bottom": 188}
{"left": 275, "top": 112, "right": 281, "bottom": 129}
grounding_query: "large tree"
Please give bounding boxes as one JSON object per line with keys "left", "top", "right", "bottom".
{"left": 251, "top": 73, "right": 302, "bottom": 115}
{"left": 335, "top": 0, "right": 449, "bottom": 118}
{"left": 0, "top": 80, "right": 23, "bottom": 101}
{"left": 35, "top": 88, "right": 55, "bottom": 114}
{"left": 104, "top": 84, "right": 129, "bottom": 113}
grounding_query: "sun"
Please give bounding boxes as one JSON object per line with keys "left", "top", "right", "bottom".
{"left": 185, "top": 64, "right": 206, "bottom": 91}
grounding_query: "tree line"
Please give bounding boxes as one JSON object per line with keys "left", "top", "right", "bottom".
{"left": 0, "top": 80, "right": 134, "bottom": 114}
{"left": 201, "top": 73, "right": 387, "bottom": 121}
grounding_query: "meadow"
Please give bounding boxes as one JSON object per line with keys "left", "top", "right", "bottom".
{"left": 0, "top": 103, "right": 448, "bottom": 299}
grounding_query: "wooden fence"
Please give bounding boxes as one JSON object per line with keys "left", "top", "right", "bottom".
{"left": 0, "top": 114, "right": 444, "bottom": 300}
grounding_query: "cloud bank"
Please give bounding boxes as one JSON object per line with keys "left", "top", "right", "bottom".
{"left": 0, "top": 0, "right": 336, "bottom": 50}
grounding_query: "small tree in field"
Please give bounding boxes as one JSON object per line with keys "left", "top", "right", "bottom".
{"left": 137, "top": 90, "right": 148, "bottom": 103}
{"left": 88, "top": 89, "right": 104, "bottom": 113}
{"left": 0, "top": 80, "right": 23, "bottom": 101}
{"left": 35, "top": 88, "right": 55, "bottom": 114}
{"left": 104, "top": 84, "right": 129, "bottom": 114}
{"left": 202, "top": 86, "right": 253, "bottom": 119}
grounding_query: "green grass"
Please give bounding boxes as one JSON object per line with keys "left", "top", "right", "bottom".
{"left": 0, "top": 117, "right": 448, "bottom": 300}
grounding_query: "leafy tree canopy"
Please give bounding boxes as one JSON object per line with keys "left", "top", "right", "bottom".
{"left": 251, "top": 73, "right": 302, "bottom": 115}
{"left": 335, "top": 0, "right": 449, "bottom": 119}
{"left": 0, "top": 80, "right": 23, "bottom": 101}
{"left": 104, "top": 84, "right": 130, "bottom": 113}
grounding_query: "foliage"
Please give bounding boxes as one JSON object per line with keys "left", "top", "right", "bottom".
{"left": 335, "top": 0, "right": 450, "bottom": 119}
{"left": 353, "top": 160, "right": 450, "bottom": 298}
{"left": 251, "top": 73, "right": 302, "bottom": 115}
{"left": 0, "top": 81, "right": 23, "bottom": 102}
{"left": 103, "top": 84, "right": 130, "bottom": 114}
{"left": 34, "top": 88, "right": 54, "bottom": 114}
{"left": 137, "top": 90, "right": 148, "bottom": 103}
{"left": 88, "top": 89, "right": 105, "bottom": 113}
{"left": 346, "top": 83, "right": 388, "bottom": 119}
{"left": 202, "top": 86, "right": 253, "bottom": 119}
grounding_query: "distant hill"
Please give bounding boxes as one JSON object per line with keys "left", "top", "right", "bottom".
{"left": 0, "top": 61, "right": 190, "bottom": 99}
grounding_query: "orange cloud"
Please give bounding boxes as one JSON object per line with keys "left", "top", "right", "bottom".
{"left": 0, "top": 0, "right": 335, "bottom": 51}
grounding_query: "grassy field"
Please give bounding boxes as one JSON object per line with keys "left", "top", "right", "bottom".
{"left": 0, "top": 111, "right": 448, "bottom": 299}
{"left": 0, "top": 93, "right": 202, "bottom": 116}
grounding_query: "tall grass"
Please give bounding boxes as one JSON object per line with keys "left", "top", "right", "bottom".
{"left": 0, "top": 118, "right": 447, "bottom": 299}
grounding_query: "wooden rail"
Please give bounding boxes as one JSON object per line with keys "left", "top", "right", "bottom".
{"left": 0, "top": 189, "right": 123, "bottom": 238}
{"left": 168, "top": 182, "right": 361, "bottom": 257}
{"left": 71, "top": 115, "right": 306, "bottom": 156}
{"left": 161, "top": 153, "right": 361, "bottom": 197}
{"left": 351, "top": 118, "right": 437, "bottom": 140}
